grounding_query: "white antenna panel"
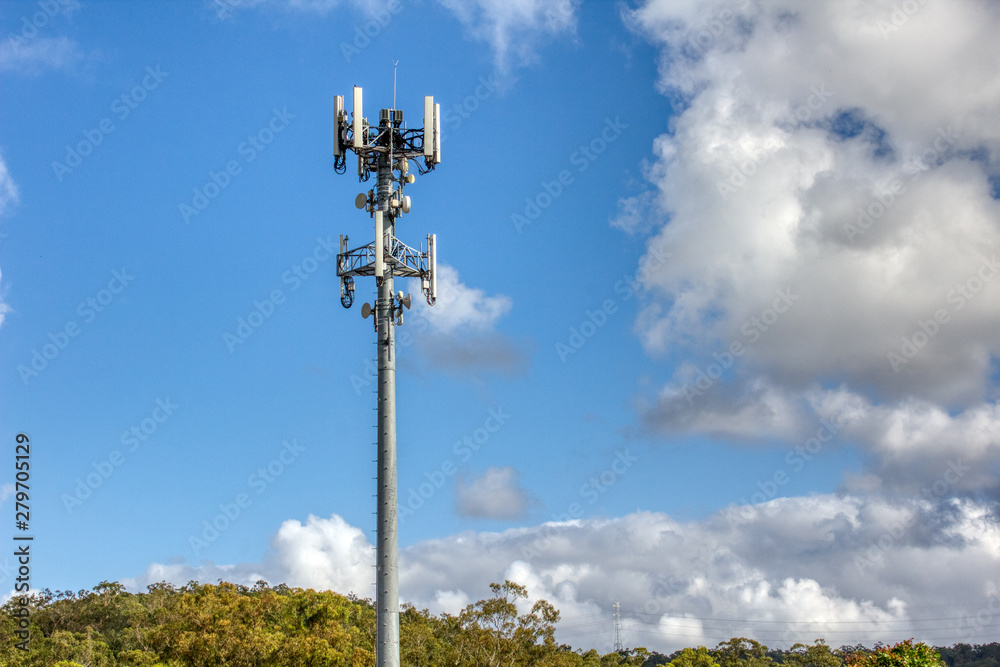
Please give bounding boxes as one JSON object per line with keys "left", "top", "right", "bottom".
{"left": 433, "top": 103, "right": 441, "bottom": 164}
{"left": 424, "top": 96, "right": 434, "bottom": 158}
{"left": 429, "top": 233, "right": 437, "bottom": 300}
{"left": 353, "top": 86, "right": 364, "bottom": 149}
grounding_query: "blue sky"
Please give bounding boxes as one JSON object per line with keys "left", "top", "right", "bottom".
{"left": 2, "top": 0, "right": 1000, "bottom": 655}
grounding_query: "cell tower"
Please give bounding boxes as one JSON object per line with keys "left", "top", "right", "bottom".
{"left": 332, "top": 80, "right": 441, "bottom": 667}
{"left": 613, "top": 601, "right": 623, "bottom": 652}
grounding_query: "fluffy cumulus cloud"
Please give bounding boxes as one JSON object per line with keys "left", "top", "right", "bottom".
{"left": 124, "top": 513, "right": 376, "bottom": 598}
{"left": 412, "top": 264, "right": 512, "bottom": 334}
{"left": 436, "top": 0, "right": 579, "bottom": 71}
{"left": 619, "top": 0, "right": 1000, "bottom": 491}
{"left": 405, "top": 264, "right": 528, "bottom": 376}
{"left": 127, "top": 498, "right": 1000, "bottom": 653}
{"left": 454, "top": 466, "right": 533, "bottom": 520}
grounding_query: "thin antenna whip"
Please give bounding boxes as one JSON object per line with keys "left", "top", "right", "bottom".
{"left": 392, "top": 60, "right": 398, "bottom": 110}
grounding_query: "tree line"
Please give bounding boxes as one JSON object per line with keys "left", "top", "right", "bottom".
{"left": 1, "top": 579, "right": 996, "bottom": 667}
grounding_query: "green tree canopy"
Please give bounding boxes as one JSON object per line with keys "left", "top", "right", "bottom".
{"left": 713, "top": 637, "right": 774, "bottom": 667}
{"left": 847, "top": 640, "right": 945, "bottom": 667}
{"left": 785, "top": 640, "right": 844, "bottom": 667}
{"left": 671, "top": 646, "right": 722, "bottom": 667}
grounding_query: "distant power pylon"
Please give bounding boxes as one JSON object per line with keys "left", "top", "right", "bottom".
{"left": 332, "top": 80, "right": 441, "bottom": 667}
{"left": 613, "top": 601, "right": 623, "bottom": 652}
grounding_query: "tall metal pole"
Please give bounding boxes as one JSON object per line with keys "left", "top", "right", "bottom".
{"left": 613, "top": 601, "right": 623, "bottom": 652}
{"left": 375, "top": 157, "right": 400, "bottom": 667}
{"left": 334, "top": 85, "right": 441, "bottom": 667}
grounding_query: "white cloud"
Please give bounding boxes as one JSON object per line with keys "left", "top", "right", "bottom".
{"left": 402, "top": 264, "right": 526, "bottom": 376}
{"left": 620, "top": 0, "right": 1000, "bottom": 491}
{"left": 400, "top": 498, "right": 1000, "bottom": 651}
{"left": 128, "top": 499, "right": 1000, "bottom": 652}
{"left": 455, "top": 466, "right": 532, "bottom": 520}
{"left": 412, "top": 264, "right": 512, "bottom": 335}
{"left": 210, "top": 0, "right": 579, "bottom": 72}
{"left": 647, "top": 377, "right": 1000, "bottom": 494}
{"left": 624, "top": 0, "right": 1000, "bottom": 401}
{"left": 814, "top": 389, "right": 1000, "bottom": 494}
{"left": 0, "top": 36, "right": 82, "bottom": 75}
{"left": 268, "top": 514, "right": 375, "bottom": 593}
{"left": 435, "top": 0, "right": 579, "bottom": 71}
{"left": 648, "top": 373, "right": 805, "bottom": 441}
{"left": 611, "top": 191, "right": 667, "bottom": 237}
{"left": 124, "top": 513, "right": 375, "bottom": 599}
